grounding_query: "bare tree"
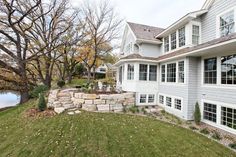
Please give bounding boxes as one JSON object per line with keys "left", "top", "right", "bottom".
{"left": 0, "top": 0, "right": 41, "bottom": 103}
{"left": 27, "top": 0, "right": 77, "bottom": 87}
{"left": 79, "top": 0, "right": 122, "bottom": 82}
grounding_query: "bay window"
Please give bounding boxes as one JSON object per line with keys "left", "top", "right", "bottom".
{"left": 164, "top": 37, "right": 170, "bottom": 52}
{"left": 127, "top": 64, "right": 134, "bottom": 80}
{"left": 167, "top": 63, "right": 176, "bottom": 82}
{"left": 192, "top": 25, "right": 200, "bottom": 45}
{"left": 221, "top": 54, "right": 236, "bottom": 85}
{"left": 171, "top": 32, "right": 177, "bottom": 50}
{"left": 161, "top": 65, "right": 166, "bottom": 82}
{"left": 139, "top": 64, "right": 148, "bottom": 81}
{"left": 203, "top": 103, "right": 217, "bottom": 123}
{"left": 178, "top": 61, "right": 185, "bottom": 83}
{"left": 204, "top": 58, "right": 217, "bottom": 84}
{"left": 219, "top": 10, "right": 235, "bottom": 37}
{"left": 149, "top": 65, "right": 157, "bottom": 81}
{"left": 178, "top": 27, "right": 185, "bottom": 47}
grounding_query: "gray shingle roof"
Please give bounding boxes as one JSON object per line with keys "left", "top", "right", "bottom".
{"left": 127, "top": 22, "right": 164, "bottom": 42}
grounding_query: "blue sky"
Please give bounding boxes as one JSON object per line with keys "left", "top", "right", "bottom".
{"left": 73, "top": 0, "right": 206, "bottom": 28}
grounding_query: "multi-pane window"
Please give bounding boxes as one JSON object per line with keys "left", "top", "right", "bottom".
{"left": 171, "top": 32, "right": 177, "bottom": 50}
{"left": 149, "top": 65, "right": 157, "bottom": 81}
{"left": 178, "top": 61, "right": 185, "bottom": 83}
{"left": 192, "top": 25, "right": 200, "bottom": 45}
{"left": 140, "top": 94, "right": 147, "bottom": 103}
{"left": 127, "top": 64, "right": 134, "bottom": 80}
{"left": 174, "top": 99, "right": 182, "bottom": 110}
{"left": 204, "top": 58, "right": 217, "bottom": 84}
{"left": 220, "top": 10, "right": 235, "bottom": 37}
{"left": 164, "top": 37, "right": 170, "bottom": 52}
{"left": 203, "top": 103, "right": 217, "bottom": 123}
{"left": 161, "top": 65, "right": 166, "bottom": 82}
{"left": 167, "top": 63, "right": 176, "bottom": 82}
{"left": 221, "top": 54, "right": 236, "bottom": 85}
{"left": 178, "top": 27, "right": 185, "bottom": 47}
{"left": 139, "top": 64, "right": 148, "bottom": 81}
{"left": 166, "top": 97, "right": 172, "bottom": 107}
{"left": 159, "top": 95, "right": 164, "bottom": 104}
{"left": 221, "top": 107, "right": 236, "bottom": 130}
{"left": 148, "top": 94, "right": 155, "bottom": 103}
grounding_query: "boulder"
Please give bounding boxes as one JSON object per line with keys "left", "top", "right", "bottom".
{"left": 67, "top": 111, "right": 75, "bottom": 115}
{"left": 99, "top": 94, "right": 110, "bottom": 100}
{"left": 74, "top": 93, "right": 84, "bottom": 99}
{"left": 97, "top": 105, "right": 110, "bottom": 112}
{"left": 72, "top": 98, "right": 85, "bottom": 104}
{"left": 54, "top": 107, "right": 65, "bottom": 114}
{"left": 57, "top": 92, "right": 71, "bottom": 98}
{"left": 75, "top": 110, "right": 81, "bottom": 114}
{"left": 82, "top": 104, "right": 96, "bottom": 111}
{"left": 111, "top": 104, "right": 123, "bottom": 112}
{"left": 123, "top": 93, "right": 134, "bottom": 99}
{"left": 83, "top": 94, "right": 99, "bottom": 100}
{"left": 94, "top": 99, "right": 106, "bottom": 105}
{"left": 84, "top": 100, "right": 93, "bottom": 105}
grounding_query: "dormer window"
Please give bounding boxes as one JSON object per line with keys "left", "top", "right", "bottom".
{"left": 192, "top": 25, "right": 200, "bottom": 45}
{"left": 171, "top": 32, "right": 177, "bottom": 50}
{"left": 178, "top": 27, "right": 185, "bottom": 47}
{"left": 219, "top": 10, "right": 235, "bottom": 37}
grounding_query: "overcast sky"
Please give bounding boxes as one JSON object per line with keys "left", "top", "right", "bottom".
{"left": 72, "top": 0, "right": 206, "bottom": 28}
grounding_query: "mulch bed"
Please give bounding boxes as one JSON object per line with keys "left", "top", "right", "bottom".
{"left": 24, "top": 108, "right": 56, "bottom": 118}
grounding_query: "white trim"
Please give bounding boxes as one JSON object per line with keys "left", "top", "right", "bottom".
{"left": 158, "top": 93, "right": 184, "bottom": 112}
{"left": 137, "top": 93, "right": 157, "bottom": 106}
{"left": 216, "top": 6, "right": 236, "bottom": 38}
{"left": 201, "top": 99, "right": 236, "bottom": 134}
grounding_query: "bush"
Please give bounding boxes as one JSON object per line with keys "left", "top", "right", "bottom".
{"left": 57, "top": 80, "right": 65, "bottom": 88}
{"left": 212, "top": 131, "right": 222, "bottom": 140}
{"left": 29, "top": 85, "right": 49, "bottom": 98}
{"left": 194, "top": 102, "right": 201, "bottom": 125}
{"left": 229, "top": 143, "right": 236, "bottom": 150}
{"left": 129, "top": 106, "right": 139, "bottom": 114}
{"left": 38, "top": 93, "right": 47, "bottom": 111}
{"left": 200, "top": 128, "right": 210, "bottom": 135}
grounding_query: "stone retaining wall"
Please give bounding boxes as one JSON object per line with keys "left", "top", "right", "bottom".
{"left": 47, "top": 89, "right": 135, "bottom": 114}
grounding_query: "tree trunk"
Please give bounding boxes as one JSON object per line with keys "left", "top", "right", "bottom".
{"left": 87, "top": 68, "right": 92, "bottom": 83}
{"left": 20, "top": 91, "right": 29, "bottom": 104}
{"left": 68, "top": 73, "right": 73, "bottom": 84}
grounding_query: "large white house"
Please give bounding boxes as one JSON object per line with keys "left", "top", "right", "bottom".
{"left": 114, "top": 0, "right": 236, "bottom": 134}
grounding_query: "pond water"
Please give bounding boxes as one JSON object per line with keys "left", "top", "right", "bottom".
{"left": 0, "top": 92, "right": 20, "bottom": 109}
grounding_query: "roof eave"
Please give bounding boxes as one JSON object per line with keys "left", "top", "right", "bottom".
{"left": 156, "top": 10, "right": 208, "bottom": 38}
{"left": 136, "top": 38, "right": 162, "bottom": 44}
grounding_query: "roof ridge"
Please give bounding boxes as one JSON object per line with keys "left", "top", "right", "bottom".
{"left": 127, "top": 21, "right": 165, "bottom": 30}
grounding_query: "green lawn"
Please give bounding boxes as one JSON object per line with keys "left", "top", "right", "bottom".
{"left": 0, "top": 100, "right": 235, "bottom": 157}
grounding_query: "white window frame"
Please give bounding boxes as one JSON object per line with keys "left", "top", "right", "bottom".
{"left": 216, "top": 7, "right": 236, "bottom": 38}
{"left": 178, "top": 27, "right": 186, "bottom": 47}
{"left": 174, "top": 98, "right": 182, "bottom": 111}
{"left": 160, "top": 59, "right": 186, "bottom": 85}
{"left": 158, "top": 93, "right": 183, "bottom": 112}
{"left": 201, "top": 99, "right": 236, "bottom": 134}
{"left": 138, "top": 64, "right": 158, "bottom": 82}
{"left": 127, "top": 64, "right": 134, "bottom": 80}
{"left": 149, "top": 65, "right": 157, "bottom": 81}
{"left": 138, "top": 93, "right": 156, "bottom": 105}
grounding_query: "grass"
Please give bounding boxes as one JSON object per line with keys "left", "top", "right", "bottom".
{"left": 0, "top": 100, "right": 235, "bottom": 157}
{"left": 66, "top": 78, "right": 88, "bottom": 87}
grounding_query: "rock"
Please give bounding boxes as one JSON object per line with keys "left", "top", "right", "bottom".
{"left": 111, "top": 104, "right": 123, "bottom": 111}
{"left": 83, "top": 94, "right": 99, "bottom": 100}
{"left": 57, "top": 92, "right": 71, "bottom": 98}
{"left": 54, "top": 107, "right": 65, "bottom": 114}
{"left": 75, "top": 110, "right": 81, "bottom": 114}
{"left": 72, "top": 98, "right": 85, "bottom": 104}
{"left": 94, "top": 99, "right": 106, "bottom": 105}
{"left": 63, "top": 104, "right": 75, "bottom": 109}
{"left": 74, "top": 93, "right": 84, "bottom": 99}
{"left": 67, "top": 112, "right": 75, "bottom": 115}
{"left": 97, "top": 105, "right": 110, "bottom": 112}
{"left": 82, "top": 104, "right": 96, "bottom": 111}
{"left": 123, "top": 93, "right": 134, "bottom": 99}
{"left": 110, "top": 94, "right": 125, "bottom": 100}
{"left": 99, "top": 94, "right": 110, "bottom": 100}
{"left": 106, "top": 100, "right": 117, "bottom": 105}
{"left": 84, "top": 100, "right": 93, "bottom": 105}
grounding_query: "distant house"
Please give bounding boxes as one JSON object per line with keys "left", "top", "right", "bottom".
{"left": 114, "top": 0, "right": 236, "bottom": 134}
{"left": 90, "top": 63, "right": 116, "bottom": 79}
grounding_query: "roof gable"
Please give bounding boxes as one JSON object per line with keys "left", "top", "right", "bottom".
{"left": 202, "top": 0, "right": 215, "bottom": 9}
{"left": 127, "top": 22, "right": 164, "bottom": 43}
